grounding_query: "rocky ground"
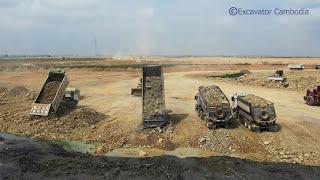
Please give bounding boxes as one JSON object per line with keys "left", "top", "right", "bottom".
{"left": 1, "top": 136, "right": 320, "bottom": 180}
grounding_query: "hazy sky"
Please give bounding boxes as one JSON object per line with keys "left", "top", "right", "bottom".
{"left": 0, "top": 0, "right": 319, "bottom": 56}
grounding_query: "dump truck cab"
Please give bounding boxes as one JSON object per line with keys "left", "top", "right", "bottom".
{"left": 195, "top": 85, "right": 232, "bottom": 129}
{"left": 64, "top": 87, "right": 80, "bottom": 102}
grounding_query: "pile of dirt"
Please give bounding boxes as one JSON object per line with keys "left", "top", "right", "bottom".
{"left": 63, "top": 108, "right": 106, "bottom": 124}
{"left": 143, "top": 76, "right": 164, "bottom": 119}
{"left": 235, "top": 72, "right": 320, "bottom": 91}
{"left": 199, "top": 128, "right": 266, "bottom": 155}
{"left": 199, "top": 86, "right": 228, "bottom": 106}
{"left": 37, "top": 81, "right": 61, "bottom": 103}
{"left": 0, "top": 86, "right": 36, "bottom": 100}
{"left": 241, "top": 94, "right": 271, "bottom": 108}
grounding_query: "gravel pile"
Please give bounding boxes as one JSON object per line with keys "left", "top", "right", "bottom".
{"left": 38, "top": 81, "right": 61, "bottom": 103}
{"left": 241, "top": 94, "right": 270, "bottom": 108}
{"left": 199, "top": 86, "right": 228, "bottom": 106}
{"left": 143, "top": 76, "right": 164, "bottom": 119}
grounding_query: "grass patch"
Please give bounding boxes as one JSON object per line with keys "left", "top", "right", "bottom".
{"left": 209, "top": 72, "right": 245, "bottom": 78}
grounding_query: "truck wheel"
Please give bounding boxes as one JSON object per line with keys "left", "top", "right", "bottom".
{"left": 207, "top": 122, "right": 214, "bottom": 129}
{"left": 306, "top": 96, "right": 315, "bottom": 106}
{"left": 200, "top": 111, "right": 204, "bottom": 120}
{"left": 260, "top": 110, "right": 270, "bottom": 120}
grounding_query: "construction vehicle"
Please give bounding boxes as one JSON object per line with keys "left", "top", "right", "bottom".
{"left": 195, "top": 85, "right": 232, "bottom": 129}
{"left": 288, "top": 64, "right": 304, "bottom": 70}
{"left": 267, "top": 70, "right": 286, "bottom": 81}
{"left": 267, "top": 70, "right": 289, "bottom": 87}
{"left": 304, "top": 86, "right": 320, "bottom": 106}
{"left": 232, "top": 94, "right": 277, "bottom": 132}
{"left": 30, "top": 71, "right": 69, "bottom": 116}
{"left": 131, "top": 78, "right": 142, "bottom": 97}
{"left": 142, "top": 65, "right": 166, "bottom": 128}
{"left": 64, "top": 87, "right": 80, "bottom": 102}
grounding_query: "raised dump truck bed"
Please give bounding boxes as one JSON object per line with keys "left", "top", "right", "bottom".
{"left": 195, "top": 85, "right": 232, "bottom": 129}
{"left": 232, "top": 94, "right": 277, "bottom": 132}
{"left": 30, "top": 71, "right": 69, "bottom": 116}
{"left": 142, "top": 65, "right": 166, "bottom": 128}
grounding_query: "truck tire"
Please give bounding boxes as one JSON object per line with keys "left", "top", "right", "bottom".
{"left": 306, "top": 96, "right": 315, "bottom": 106}
{"left": 260, "top": 110, "right": 270, "bottom": 120}
{"left": 200, "top": 111, "right": 205, "bottom": 120}
{"left": 207, "top": 122, "right": 214, "bottom": 129}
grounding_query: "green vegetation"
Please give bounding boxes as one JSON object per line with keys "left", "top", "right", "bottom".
{"left": 50, "top": 140, "right": 72, "bottom": 150}
{"left": 209, "top": 72, "right": 245, "bottom": 78}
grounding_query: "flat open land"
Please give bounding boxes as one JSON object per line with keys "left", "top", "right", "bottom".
{"left": 1, "top": 56, "right": 320, "bottom": 178}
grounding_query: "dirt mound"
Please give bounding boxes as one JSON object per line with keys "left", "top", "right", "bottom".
{"left": 241, "top": 94, "right": 270, "bottom": 108}
{"left": 38, "top": 81, "right": 61, "bottom": 103}
{"left": 64, "top": 108, "right": 106, "bottom": 124}
{"left": 240, "top": 69, "right": 251, "bottom": 74}
{"left": 0, "top": 86, "right": 36, "bottom": 100}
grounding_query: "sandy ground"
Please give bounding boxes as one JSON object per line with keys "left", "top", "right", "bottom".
{"left": 0, "top": 66, "right": 319, "bottom": 166}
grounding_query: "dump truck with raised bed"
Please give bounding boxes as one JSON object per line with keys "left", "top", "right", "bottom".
{"left": 142, "top": 65, "right": 166, "bottom": 128}
{"left": 194, "top": 85, "right": 232, "bottom": 129}
{"left": 30, "top": 71, "right": 69, "bottom": 116}
{"left": 231, "top": 94, "right": 277, "bottom": 132}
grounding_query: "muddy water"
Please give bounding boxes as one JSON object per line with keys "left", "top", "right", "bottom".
{"left": 0, "top": 131, "right": 92, "bottom": 153}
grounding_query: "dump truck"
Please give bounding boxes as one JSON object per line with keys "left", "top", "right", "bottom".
{"left": 267, "top": 70, "right": 289, "bottom": 87}
{"left": 142, "top": 65, "right": 166, "bottom": 128}
{"left": 304, "top": 86, "right": 320, "bottom": 106}
{"left": 195, "top": 85, "right": 232, "bottom": 129}
{"left": 231, "top": 94, "right": 277, "bottom": 132}
{"left": 288, "top": 64, "right": 304, "bottom": 70}
{"left": 30, "top": 71, "right": 69, "bottom": 116}
{"left": 131, "top": 78, "right": 142, "bottom": 97}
